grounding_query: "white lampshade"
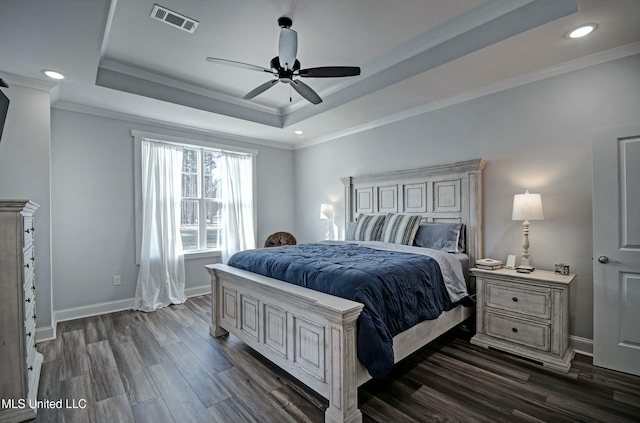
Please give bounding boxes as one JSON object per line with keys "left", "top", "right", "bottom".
{"left": 512, "top": 190, "right": 544, "bottom": 221}
{"left": 320, "top": 203, "right": 334, "bottom": 220}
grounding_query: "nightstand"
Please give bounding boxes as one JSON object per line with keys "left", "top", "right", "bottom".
{"left": 470, "top": 267, "right": 575, "bottom": 373}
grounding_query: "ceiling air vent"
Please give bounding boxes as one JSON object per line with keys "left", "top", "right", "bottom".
{"left": 150, "top": 4, "right": 199, "bottom": 34}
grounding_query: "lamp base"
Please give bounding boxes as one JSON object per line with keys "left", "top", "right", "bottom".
{"left": 516, "top": 265, "right": 534, "bottom": 273}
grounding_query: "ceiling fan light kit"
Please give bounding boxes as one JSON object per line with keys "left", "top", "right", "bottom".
{"left": 206, "top": 16, "right": 361, "bottom": 105}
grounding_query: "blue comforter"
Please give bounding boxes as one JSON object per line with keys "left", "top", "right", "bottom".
{"left": 227, "top": 242, "right": 457, "bottom": 379}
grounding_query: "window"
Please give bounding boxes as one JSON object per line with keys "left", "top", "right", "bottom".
{"left": 133, "top": 130, "right": 257, "bottom": 261}
{"left": 180, "top": 147, "right": 223, "bottom": 251}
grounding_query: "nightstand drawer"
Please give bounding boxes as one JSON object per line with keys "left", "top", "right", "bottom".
{"left": 485, "top": 281, "right": 550, "bottom": 319}
{"left": 485, "top": 312, "right": 550, "bottom": 352}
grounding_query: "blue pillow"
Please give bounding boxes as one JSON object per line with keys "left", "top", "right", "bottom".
{"left": 345, "top": 221, "right": 357, "bottom": 240}
{"left": 414, "top": 222, "right": 465, "bottom": 253}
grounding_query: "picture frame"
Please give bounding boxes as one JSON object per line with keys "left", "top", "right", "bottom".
{"left": 505, "top": 254, "right": 517, "bottom": 270}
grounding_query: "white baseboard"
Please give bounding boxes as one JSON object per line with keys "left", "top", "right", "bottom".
{"left": 184, "top": 284, "right": 212, "bottom": 298}
{"left": 37, "top": 285, "right": 211, "bottom": 342}
{"left": 570, "top": 335, "right": 594, "bottom": 357}
{"left": 35, "top": 326, "right": 56, "bottom": 343}
{"left": 39, "top": 286, "right": 593, "bottom": 359}
{"left": 55, "top": 297, "right": 135, "bottom": 325}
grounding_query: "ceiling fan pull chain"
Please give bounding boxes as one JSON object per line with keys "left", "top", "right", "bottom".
{"left": 290, "top": 85, "right": 292, "bottom": 102}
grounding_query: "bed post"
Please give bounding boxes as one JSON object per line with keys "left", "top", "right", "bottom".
{"left": 326, "top": 311, "right": 362, "bottom": 423}
{"left": 206, "top": 267, "right": 229, "bottom": 337}
{"left": 466, "top": 160, "right": 485, "bottom": 267}
{"left": 340, "top": 176, "right": 354, "bottom": 233}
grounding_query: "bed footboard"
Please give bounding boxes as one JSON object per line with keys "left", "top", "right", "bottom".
{"left": 206, "top": 264, "right": 365, "bottom": 423}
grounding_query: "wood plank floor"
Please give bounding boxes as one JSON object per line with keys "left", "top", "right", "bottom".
{"left": 31, "top": 294, "right": 640, "bottom": 423}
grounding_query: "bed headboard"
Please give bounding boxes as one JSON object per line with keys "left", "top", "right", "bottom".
{"left": 340, "top": 159, "right": 486, "bottom": 266}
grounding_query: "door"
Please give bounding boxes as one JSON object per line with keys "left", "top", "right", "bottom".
{"left": 592, "top": 123, "right": 640, "bottom": 376}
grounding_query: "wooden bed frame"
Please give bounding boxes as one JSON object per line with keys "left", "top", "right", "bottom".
{"left": 205, "top": 159, "right": 485, "bottom": 423}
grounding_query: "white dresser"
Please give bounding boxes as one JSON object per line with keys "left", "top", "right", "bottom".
{"left": 470, "top": 267, "right": 575, "bottom": 373}
{"left": 0, "top": 200, "right": 43, "bottom": 422}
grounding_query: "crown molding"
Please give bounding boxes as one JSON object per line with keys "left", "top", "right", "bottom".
{"left": 99, "top": 58, "right": 281, "bottom": 116}
{"left": 52, "top": 101, "right": 295, "bottom": 150}
{"left": 0, "top": 71, "right": 56, "bottom": 92}
{"left": 294, "top": 42, "right": 640, "bottom": 150}
{"left": 48, "top": 41, "right": 640, "bottom": 152}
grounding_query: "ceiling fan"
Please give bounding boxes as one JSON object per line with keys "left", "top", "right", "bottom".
{"left": 206, "top": 16, "right": 361, "bottom": 105}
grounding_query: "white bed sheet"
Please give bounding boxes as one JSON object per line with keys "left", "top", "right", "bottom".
{"left": 319, "top": 240, "right": 469, "bottom": 303}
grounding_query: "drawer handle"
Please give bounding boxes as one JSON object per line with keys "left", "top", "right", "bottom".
{"left": 25, "top": 228, "right": 30, "bottom": 234}
{"left": 33, "top": 314, "right": 36, "bottom": 320}
{"left": 28, "top": 366, "right": 33, "bottom": 371}
{"left": 512, "top": 297, "right": 518, "bottom": 302}
{"left": 512, "top": 327, "right": 518, "bottom": 333}
{"left": 25, "top": 263, "right": 30, "bottom": 269}
{"left": 26, "top": 332, "right": 32, "bottom": 337}
{"left": 26, "top": 298, "right": 31, "bottom": 303}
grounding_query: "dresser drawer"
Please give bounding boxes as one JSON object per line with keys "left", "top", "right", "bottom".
{"left": 24, "top": 271, "right": 36, "bottom": 295}
{"left": 25, "top": 312, "right": 36, "bottom": 342}
{"left": 485, "top": 281, "right": 550, "bottom": 319}
{"left": 23, "top": 216, "right": 34, "bottom": 247}
{"left": 485, "top": 312, "right": 550, "bottom": 352}
{"left": 24, "top": 285, "right": 36, "bottom": 317}
{"left": 24, "top": 294, "right": 37, "bottom": 330}
{"left": 26, "top": 329, "right": 36, "bottom": 371}
{"left": 25, "top": 314, "right": 37, "bottom": 367}
{"left": 27, "top": 358, "right": 39, "bottom": 401}
{"left": 23, "top": 245, "right": 34, "bottom": 285}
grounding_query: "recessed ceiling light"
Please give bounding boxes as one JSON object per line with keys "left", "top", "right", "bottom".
{"left": 567, "top": 24, "right": 597, "bottom": 39}
{"left": 42, "top": 70, "right": 66, "bottom": 80}
{"left": 294, "top": 130, "right": 304, "bottom": 135}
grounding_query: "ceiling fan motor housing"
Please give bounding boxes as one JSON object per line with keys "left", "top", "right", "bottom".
{"left": 278, "top": 27, "right": 298, "bottom": 70}
{"left": 270, "top": 57, "right": 300, "bottom": 81}
{"left": 277, "top": 16, "right": 293, "bottom": 28}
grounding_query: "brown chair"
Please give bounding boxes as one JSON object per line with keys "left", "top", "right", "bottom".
{"left": 264, "top": 231, "right": 297, "bottom": 247}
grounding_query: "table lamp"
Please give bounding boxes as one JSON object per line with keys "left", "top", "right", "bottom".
{"left": 512, "top": 190, "right": 544, "bottom": 272}
{"left": 320, "top": 203, "right": 334, "bottom": 240}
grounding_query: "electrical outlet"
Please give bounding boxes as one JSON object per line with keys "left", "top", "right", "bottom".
{"left": 113, "top": 275, "right": 121, "bottom": 286}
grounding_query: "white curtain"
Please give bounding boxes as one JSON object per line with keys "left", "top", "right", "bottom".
{"left": 134, "top": 141, "right": 186, "bottom": 312}
{"left": 220, "top": 152, "right": 256, "bottom": 263}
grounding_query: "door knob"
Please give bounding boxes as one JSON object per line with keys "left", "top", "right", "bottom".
{"left": 597, "top": 256, "right": 609, "bottom": 264}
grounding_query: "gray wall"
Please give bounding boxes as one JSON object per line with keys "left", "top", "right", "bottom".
{"left": 293, "top": 53, "right": 640, "bottom": 341}
{"left": 51, "top": 109, "right": 295, "bottom": 311}
{"left": 5, "top": 53, "right": 639, "bottom": 342}
{"left": 0, "top": 77, "right": 53, "bottom": 329}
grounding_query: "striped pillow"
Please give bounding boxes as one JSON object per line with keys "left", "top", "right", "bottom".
{"left": 353, "top": 214, "right": 386, "bottom": 241}
{"left": 380, "top": 213, "right": 422, "bottom": 245}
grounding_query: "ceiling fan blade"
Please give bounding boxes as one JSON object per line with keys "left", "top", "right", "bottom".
{"left": 297, "top": 66, "right": 361, "bottom": 78}
{"left": 243, "top": 80, "right": 279, "bottom": 100}
{"left": 291, "top": 80, "right": 322, "bottom": 105}
{"left": 206, "top": 57, "right": 273, "bottom": 74}
{"left": 278, "top": 28, "right": 298, "bottom": 70}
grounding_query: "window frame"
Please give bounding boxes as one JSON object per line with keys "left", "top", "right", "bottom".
{"left": 180, "top": 147, "right": 225, "bottom": 252}
{"left": 133, "top": 130, "right": 258, "bottom": 263}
